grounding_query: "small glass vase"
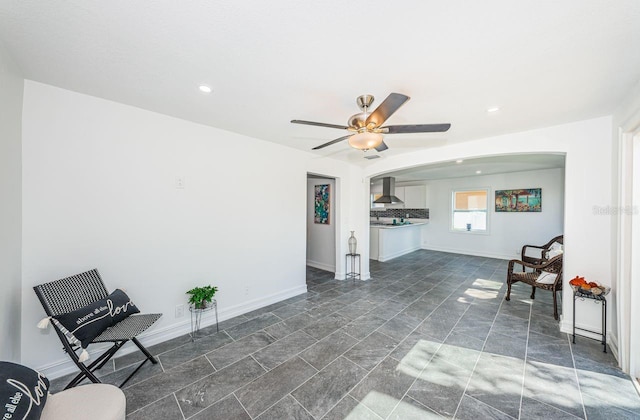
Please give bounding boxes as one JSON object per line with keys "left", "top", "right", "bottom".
{"left": 348, "top": 231, "right": 357, "bottom": 254}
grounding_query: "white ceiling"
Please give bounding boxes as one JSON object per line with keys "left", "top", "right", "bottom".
{"left": 1, "top": 1, "right": 639, "bottom": 165}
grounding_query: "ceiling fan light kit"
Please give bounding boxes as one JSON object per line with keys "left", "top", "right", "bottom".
{"left": 349, "top": 131, "right": 383, "bottom": 150}
{"left": 292, "top": 92, "right": 451, "bottom": 153}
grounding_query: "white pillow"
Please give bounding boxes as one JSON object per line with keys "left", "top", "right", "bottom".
{"left": 546, "top": 248, "right": 563, "bottom": 259}
{"left": 537, "top": 271, "right": 557, "bottom": 284}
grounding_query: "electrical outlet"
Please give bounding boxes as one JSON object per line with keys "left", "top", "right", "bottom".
{"left": 175, "top": 176, "right": 185, "bottom": 189}
{"left": 175, "top": 304, "right": 185, "bottom": 318}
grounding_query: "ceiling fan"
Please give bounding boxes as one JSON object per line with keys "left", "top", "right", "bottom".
{"left": 291, "top": 93, "right": 451, "bottom": 152}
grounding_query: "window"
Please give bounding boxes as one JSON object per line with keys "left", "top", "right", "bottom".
{"left": 371, "top": 193, "right": 385, "bottom": 209}
{"left": 452, "top": 188, "right": 489, "bottom": 232}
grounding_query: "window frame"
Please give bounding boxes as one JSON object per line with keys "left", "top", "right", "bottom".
{"left": 450, "top": 187, "right": 491, "bottom": 234}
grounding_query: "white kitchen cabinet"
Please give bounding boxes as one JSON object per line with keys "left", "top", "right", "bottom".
{"left": 370, "top": 223, "right": 427, "bottom": 261}
{"left": 370, "top": 184, "right": 426, "bottom": 209}
{"left": 403, "top": 185, "right": 426, "bottom": 208}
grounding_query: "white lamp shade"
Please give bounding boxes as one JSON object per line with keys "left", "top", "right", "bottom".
{"left": 348, "top": 132, "right": 383, "bottom": 150}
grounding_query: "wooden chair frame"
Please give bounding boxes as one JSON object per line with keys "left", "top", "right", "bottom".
{"left": 505, "top": 254, "right": 564, "bottom": 320}
{"left": 520, "top": 234, "right": 563, "bottom": 269}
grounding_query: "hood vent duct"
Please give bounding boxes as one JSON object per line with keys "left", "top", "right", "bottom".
{"left": 373, "top": 177, "right": 404, "bottom": 204}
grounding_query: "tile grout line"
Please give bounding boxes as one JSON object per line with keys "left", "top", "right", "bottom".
{"left": 452, "top": 275, "right": 513, "bottom": 418}
{"left": 249, "top": 354, "right": 270, "bottom": 373}
{"left": 402, "top": 395, "right": 444, "bottom": 418}
{"left": 517, "top": 293, "right": 534, "bottom": 420}
{"left": 130, "top": 353, "right": 228, "bottom": 417}
{"left": 231, "top": 392, "right": 255, "bottom": 420}
{"left": 128, "top": 257, "right": 581, "bottom": 420}
{"left": 461, "top": 395, "right": 517, "bottom": 420}
{"left": 127, "top": 391, "right": 185, "bottom": 418}
{"left": 247, "top": 357, "right": 320, "bottom": 419}
{"left": 288, "top": 393, "right": 320, "bottom": 420}
{"left": 173, "top": 392, "right": 187, "bottom": 420}
{"left": 527, "top": 396, "right": 584, "bottom": 419}
{"left": 566, "top": 333, "right": 588, "bottom": 419}
{"left": 370, "top": 272, "right": 479, "bottom": 418}
{"left": 292, "top": 296, "right": 433, "bottom": 419}
{"left": 203, "top": 353, "right": 215, "bottom": 371}
{"left": 162, "top": 283, "right": 385, "bottom": 419}
{"left": 318, "top": 393, "right": 385, "bottom": 420}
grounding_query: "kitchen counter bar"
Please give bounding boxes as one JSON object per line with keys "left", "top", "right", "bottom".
{"left": 370, "top": 222, "right": 428, "bottom": 262}
{"left": 370, "top": 222, "right": 428, "bottom": 229}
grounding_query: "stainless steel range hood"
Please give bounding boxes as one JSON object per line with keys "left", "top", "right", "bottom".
{"left": 373, "top": 177, "right": 404, "bottom": 204}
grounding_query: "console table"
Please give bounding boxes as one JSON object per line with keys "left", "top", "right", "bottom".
{"left": 572, "top": 290, "right": 607, "bottom": 352}
{"left": 345, "top": 253, "right": 361, "bottom": 281}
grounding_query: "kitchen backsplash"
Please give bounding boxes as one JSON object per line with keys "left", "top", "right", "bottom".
{"left": 370, "top": 208, "right": 429, "bottom": 219}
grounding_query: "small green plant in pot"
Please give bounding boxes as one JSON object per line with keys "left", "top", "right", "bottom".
{"left": 186, "top": 285, "right": 219, "bottom": 309}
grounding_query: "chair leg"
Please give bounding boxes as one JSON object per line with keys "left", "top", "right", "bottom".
{"left": 553, "top": 291, "right": 559, "bottom": 320}
{"left": 65, "top": 343, "right": 122, "bottom": 389}
{"left": 505, "top": 280, "right": 512, "bottom": 301}
{"left": 118, "top": 338, "right": 159, "bottom": 388}
{"left": 531, "top": 286, "right": 536, "bottom": 299}
{"left": 66, "top": 368, "right": 100, "bottom": 389}
{"left": 132, "top": 337, "right": 158, "bottom": 364}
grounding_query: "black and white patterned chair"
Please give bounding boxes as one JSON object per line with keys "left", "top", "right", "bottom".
{"left": 34, "top": 269, "right": 162, "bottom": 389}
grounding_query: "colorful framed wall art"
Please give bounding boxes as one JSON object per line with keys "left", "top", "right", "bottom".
{"left": 314, "top": 184, "right": 330, "bottom": 224}
{"left": 495, "top": 188, "right": 542, "bottom": 212}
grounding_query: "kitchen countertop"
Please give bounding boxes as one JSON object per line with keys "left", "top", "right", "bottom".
{"left": 370, "top": 222, "right": 428, "bottom": 229}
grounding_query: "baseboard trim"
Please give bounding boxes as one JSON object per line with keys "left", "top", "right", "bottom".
{"left": 306, "top": 260, "right": 335, "bottom": 273}
{"left": 378, "top": 246, "right": 421, "bottom": 262}
{"left": 421, "top": 245, "right": 512, "bottom": 260}
{"left": 608, "top": 333, "right": 620, "bottom": 364}
{"left": 38, "top": 283, "right": 308, "bottom": 379}
{"left": 560, "top": 319, "right": 609, "bottom": 343}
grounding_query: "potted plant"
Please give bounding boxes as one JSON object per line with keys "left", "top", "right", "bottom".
{"left": 186, "top": 285, "right": 219, "bottom": 309}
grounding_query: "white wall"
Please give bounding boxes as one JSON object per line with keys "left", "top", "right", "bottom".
{"left": 15, "top": 78, "right": 624, "bottom": 374}
{"left": 422, "top": 168, "right": 564, "bottom": 260}
{"left": 363, "top": 116, "right": 613, "bottom": 339}
{"left": 305, "top": 161, "right": 369, "bottom": 280}
{"left": 611, "top": 78, "right": 640, "bottom": 371}
{"left": 0, "top": 42, "right": 23, "bottom": 362}
{"left": 20, "top": 81, "right": 321, "bottom": 375}
{"left": 306, "top": 177, "right": 336, "bottom": 272}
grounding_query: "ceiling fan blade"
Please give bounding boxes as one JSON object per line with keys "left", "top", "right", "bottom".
{"left": 382, "top": 123, "right": 451, "bottom": 134}
{"left": 375, "top": 141, "right": 389, "bottom": 152}
{"left": 365, "top": 93, "right": 410, "bottom": 127}
{"left": 312, "top": 135, "right": 351, "bottom": 150}
{"left": 291, "top": 120, "right": 349, "bottom": 130}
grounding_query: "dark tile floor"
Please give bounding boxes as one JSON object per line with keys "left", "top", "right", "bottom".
{"left": 51, "top": 250, "right": 640, "bottom": 419}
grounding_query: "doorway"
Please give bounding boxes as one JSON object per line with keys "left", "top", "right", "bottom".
{"left": 617, "top": 126, "right": 640, "bottom": 385}
{"left": 306, "top": 174, "right": 336, "bottom": 273}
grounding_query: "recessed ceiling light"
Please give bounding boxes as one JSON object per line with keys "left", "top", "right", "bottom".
{"left": 198, "top": 85, "right": 212, "bottom": 93}
{"left": 476, "top": 170, "right": 482, "bottom": 174}
{"left": 456, "top": 159, "right": 463, "bottom": 164}
{"left": 487, "top": 107, "right": 500, "bottom": 113}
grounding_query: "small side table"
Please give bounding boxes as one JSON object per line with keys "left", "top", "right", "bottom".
{"left": 189, "top": 300, "right": 218, "bottom": 341}
{"left": 345, "top": 253, "right": 361, "bottom": 281}
{"left": 572, "top": 290, "right": 606, "bottom": 352}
